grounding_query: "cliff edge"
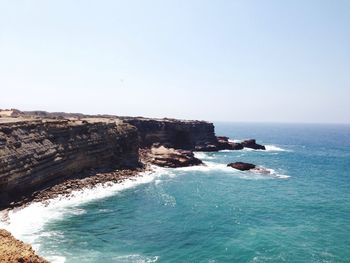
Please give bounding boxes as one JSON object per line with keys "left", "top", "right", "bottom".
{"left": 0, "top": 117, "right": 139, "bottom": 208}
{"left": 0, "top": 229, "right": 49, "bottom": 263}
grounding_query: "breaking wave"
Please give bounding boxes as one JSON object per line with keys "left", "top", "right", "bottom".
{"left": 0, "top": 166, "right": 169, "bottom": 263}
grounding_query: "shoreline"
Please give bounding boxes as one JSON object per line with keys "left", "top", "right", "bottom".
{"left": 0, "top": 161, "right": 153, "bottom": 219}
{"left": 0, "top": 163, "right": 160, "bottom": 263}
{"left": 0, "top": 109, "right": 269, "bottom": 262}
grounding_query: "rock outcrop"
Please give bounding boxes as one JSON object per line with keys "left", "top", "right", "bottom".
{"left": 0, "top": 229, "right": 49, "bottom": 263}
{"left": 216, "top": 136, "right": 244, "bottom": 150}
{"left": 241, "top": 139, "right": 266, "bottom": 150}
{"left": 227, "top": 162, "right": 256, "bottom": 171}
{"left": 140, "top": 146, "right": 203, "bottom": 168}
{"left": 0, "top": 109, "right": 267, "bottom": 208}
{"left": 0, "top": 118, "right": 139, "bottom": 208}
{"left": 120, "top": 117, "right": 218, "bottom": 150}
{"left": 227, "top": 162, "right": 271, "bottom": 174}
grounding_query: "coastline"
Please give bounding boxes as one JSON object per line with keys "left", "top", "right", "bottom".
{"left": 0, "top": 163, "right": 162, "bottom": 263}
{"left": 0, "top": 109, "right": 269, "bottom": 262}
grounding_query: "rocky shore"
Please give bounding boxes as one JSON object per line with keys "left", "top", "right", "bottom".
{"left": 0, "top": 229, "right": 49, "bottom": 263}
{"left": 0, "top": 109, "right": 268, "bottom": 208}
{"left": 0, "top": 109, "right": 268, "bottom": 262}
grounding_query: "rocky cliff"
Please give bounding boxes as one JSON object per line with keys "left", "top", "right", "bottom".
{"left": 120, "top": 117, "right": 218, "bottom": 150}
{"left": 0, "top": 109, "right": 266, "bottom": 208}
{"left": 0, "top": 118, "right": 139, "bottom": 208}
{"left": 4, "top": 110, "right": 221, "bottom": 150}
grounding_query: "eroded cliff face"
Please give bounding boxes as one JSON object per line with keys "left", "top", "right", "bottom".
{"left": 0, "top": 118, "right": 139, "bottom": 207}
{"left": 120, "top": 117, "right": 218, "bottom": 150}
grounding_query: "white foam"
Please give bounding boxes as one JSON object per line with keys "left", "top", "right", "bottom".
{"left": 218, "top": 149, "right": 234, "bottom": 153}
{"left": 0, "top": 161, "right": 289, "bottom": 262}
{"left": 251, "top": 167, "right": 290, "bottom": 179}
{"left": 174, "top": 161, "right": 233, "bottom": 173}
{"left": 193, "top": 152, "right": 215, "bottom": 160}
{"left": 0, "top": 166, "right": 168, "bottom": 254}
{"left": 220, "top": 145, "right": 289, "bottom": 152}
{"left": 171, "top": 161, "right": 290, "bottom": 179}
{"left": 185, "top": 160, "right": 290, "bottom": 180}
{"left": 264, "top": 145, "right": 289, "bottom": 152}
{"left": 113, "top": 254, "right": 159, "bottom": 263}
{"left": 228, "top": 139, "right": 241, "bottom": 143}
{"left": 45, "top": 256, "right": 66, "bottom": 263}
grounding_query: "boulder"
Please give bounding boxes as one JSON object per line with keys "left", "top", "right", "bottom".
{"left": 241, "top": 139, "right": 266, "bottom": 150}
{"left": 227, "top": 162, "right": 272, "bottom": 175}
{"left": 146, "top": 146, "right": 203, "bottom": 168}
{"left": 216, "top": 136, "right": 244, "bottom": 150}
{"left": 227, "top": 162, "right": 256, "bottom": 171}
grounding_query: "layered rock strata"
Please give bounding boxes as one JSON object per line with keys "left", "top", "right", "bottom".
{"left": 0, "top": 118, "right": 139, "bottom": 208}
{"left": 0, "top": 109, "right": 267, "bottom": 208}
{"left": 140, "top": 146, "right": 203, "bottom": 168}
{"left": 120, "top": 117, "right": 218, "bottom": 150}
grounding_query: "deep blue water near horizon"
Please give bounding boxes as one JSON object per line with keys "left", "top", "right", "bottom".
{"left": 31, "top": 123, "right": 350, "bottom": 262}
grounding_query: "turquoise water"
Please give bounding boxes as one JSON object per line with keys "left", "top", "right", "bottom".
{"left": 10, "top": 123, "right": 350, "bottom": 262}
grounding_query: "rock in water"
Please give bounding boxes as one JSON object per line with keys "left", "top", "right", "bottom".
{"left": 227, "top": 162, "right": 272, "bottom": 175}
{"left": 146, "top": 146, "right": 203, "bottom": 168}
{"left": 0, "top": 229, "right": 50, "bottom": 263}
{"left": 216, "top": 136, "right": 244, "bottom": 150}
{"left": 227, "top": 162, "right": 256, "bottom": 171}
{"left": 241, "top": 139, "right": 266, "bottom": 150}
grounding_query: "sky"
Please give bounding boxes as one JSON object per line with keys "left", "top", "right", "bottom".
{"left": 0, "top": 0, "right": 349, "bottom": 123}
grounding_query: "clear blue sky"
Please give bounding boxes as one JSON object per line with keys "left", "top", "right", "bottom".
{"left": 1, "top": 0, "right": 349, "bottom": 123}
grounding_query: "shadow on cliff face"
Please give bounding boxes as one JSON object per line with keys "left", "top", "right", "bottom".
{"left": 174, "top": 131, "right": 193, "bottom": 149}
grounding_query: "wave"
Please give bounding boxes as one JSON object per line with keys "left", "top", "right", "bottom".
{"left": 45, "top": 256, "right": 66, "bottom": 263}
{"left": 219, "top": 144, "right": 289, "bottom": 153}
{"left": 0, "top": 160, "right": 289, "bottom": 262}
{"left": 174, "top": 161, "right": 233, "bottom": 173}
{"left": 0, "top": 166, "right": 169, "bottom": 263}
{"left": 264, "top": 145, "right": 289, "bottom": 152}
{"left": 228, "top": 139, "right": 241, "bottom": 143}
{"left": 113, "top": 254, "right": 159, "bottom": 263}
{"left": 174, "top": 161, "right": 290, "bottom": 179}
{"left": 193, "top": 152, "right": 215, "bottom": 160}
{"left": 240, "top": 145, "right": 288, "bottom": 152}
{"left": 251, "top": 167, "right": 290, "bottom": 179}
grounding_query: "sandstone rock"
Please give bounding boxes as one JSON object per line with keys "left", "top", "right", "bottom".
{"left": 145, "top": 146, "right": 203, "bottom": 168}
{"left": 0, "top": 118, "right": 139, "bottom": 208}
{"left": 120, "top": 117, "right": 218, "bottom": 150}
{"left": 0, "top": 229, "right": 50, "bottom": 263}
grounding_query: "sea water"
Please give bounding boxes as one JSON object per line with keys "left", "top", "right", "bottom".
{"left": 1, "top": 123, "right": 350, "bottom": 263}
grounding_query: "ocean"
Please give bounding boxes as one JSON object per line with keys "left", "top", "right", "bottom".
{"left": 1, "top": 122, "right": 350, "bottom": 263}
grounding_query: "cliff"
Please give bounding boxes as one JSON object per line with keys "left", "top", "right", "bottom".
{"left": 0, "top": 109, "right": 266, "bottom": 208}
{"left": 0, "top": 117, "right": 139, "bottom": 208}
{"left": 120, "top": 117, "right": 218, "bottom": 150}
{"left": 3, "top": 110, "right": 220, "bottom": 150}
